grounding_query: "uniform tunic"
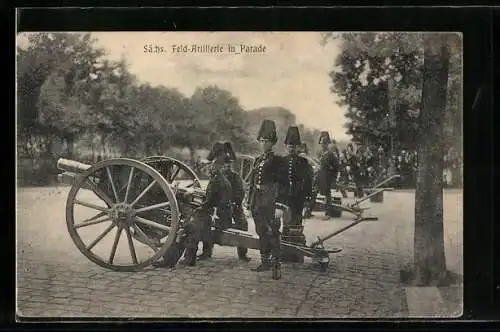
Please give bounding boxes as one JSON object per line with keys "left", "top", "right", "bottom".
{"left": 160, "top": 167, "right": 232, "bottom": 266}
{"left": 281, "top": 153, "right": 313, "bottom": 226}
{"left": 248, "top": 151, "right": 286, "bottom": 259}
{"left": 185, "top": 167, "right": 232, "bottom": 251}
{"left": 317, "top": 148, "right": 339, "bottom": 196}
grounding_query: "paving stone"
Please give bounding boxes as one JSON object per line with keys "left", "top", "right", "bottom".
{"left": 17, "top": 188, "right": 463, "bottom": 318}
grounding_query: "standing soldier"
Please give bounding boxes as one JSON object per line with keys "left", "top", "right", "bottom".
{"left": 346, "top": 143, "right": 363, "bottom": 198}
{"left": 222, "top": 141, "right": 251, "bottom": 262}
{"left": 246, "top": 120, "right": 286, "bottom": 277}
{"left": 304, "top": 131, "right": 339, "bottom": 220}
{"left": 375, "top": 145, "right": 386, "bottom": 182}
{"left": 337, "top": 149, "right": 350, "bottom": 198}
{"left": 280, "top": 126, "right": 314, "bottom": 262}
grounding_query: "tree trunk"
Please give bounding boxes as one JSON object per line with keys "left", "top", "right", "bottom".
{"left": 413, "top": 34, "right": 450, "bottom": 286}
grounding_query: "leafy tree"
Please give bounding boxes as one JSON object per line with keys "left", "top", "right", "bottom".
{"left": 186, "top": 85, "right": 254, "bottom": 161}
{"left": 325, "top": 32, "right": 462, "bottom": 156}
{"left": 17, "top": 32, "right": 107, "bottom": 156}
{"left": 327, "top": 32, "right": 423, "bottom": 152}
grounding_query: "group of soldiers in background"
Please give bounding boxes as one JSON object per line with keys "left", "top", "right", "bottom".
{"left": 388, "top": 148, "right": 462, "bottom": 188}
{"left": 298, "top": 140, "right": 463, "bottom": 194}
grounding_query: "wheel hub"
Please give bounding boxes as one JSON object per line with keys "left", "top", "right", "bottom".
{"left": 110, "top": 203, "right": 135, "bottom": 226}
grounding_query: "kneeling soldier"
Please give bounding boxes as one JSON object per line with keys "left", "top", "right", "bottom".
{"left": 222, "top": 141, "right": 251, "bottom": 262}
{"left": 194, "top": 141, "right": 233, "bottom": 261}
{"left": 247, "top": 120, "right": 287, "bottom": 276}
{"left": 153, "top": 142, "right": 232, "bottom": 267}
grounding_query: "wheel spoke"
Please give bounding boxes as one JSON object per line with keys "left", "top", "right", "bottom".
{"left": 74, "top": 200, "right": 110, "bottom": 213}
{"left": 108, "top": 226, "right": 123, "bottom": 264}
{"left": 85, "top": 179, "right": 114, "bottom": 207}
{"left": 86, "top": 223, "right": 115, "bottom": 251}
{"left": 130, "top": 180, "right": 157, "bottom": 206}
{"left": 75, "top": 213, "right": 111, "bottom": 229}
{"left": 106, "top": 167, "right": 120, "bottom": 203}
{"left": 132, "top": 225, "right": 160, "bottom": 251}
{"left": 169, "top": 165, "right": 181, "bottom": 182}
{"left": 135, "top": 216, "right": 170, "bottom": 232}
{"left": 125, "top": 227, "right": 139, "bottom": 264}
{"left": 123, "top": 167, "right": 135, "bottom": 204}
{"left": 134, "top": 201, "right": 170, "bottom": 213}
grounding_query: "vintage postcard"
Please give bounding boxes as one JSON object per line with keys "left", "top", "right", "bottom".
{"left": 16, "top": 31, "right": 463, "bottom": 319}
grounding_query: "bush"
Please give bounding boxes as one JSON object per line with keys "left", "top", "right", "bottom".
{"left": 17, "top": 157, "right": 59, "bottom": 187}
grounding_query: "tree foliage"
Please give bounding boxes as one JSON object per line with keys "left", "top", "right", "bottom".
{"left": 325, "top": 32, "right": 462, "bottom": 153}
{"left": 17, "top": 32, "right": 299, "bottom": 173}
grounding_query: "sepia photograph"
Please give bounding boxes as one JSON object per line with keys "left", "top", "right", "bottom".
{"left": 16, "top": 31, "right": 463, "bottom": 319}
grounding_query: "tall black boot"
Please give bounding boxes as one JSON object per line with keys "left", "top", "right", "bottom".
{"left": 197, "top": 242, "right": 213, "bottom": 260}
{"left": 180, "top": 247, "right": 197, "bottom": 266}
{"left": 272, "top": 257, "right": 282, "bottom": 280}
{"left": 237, "top": 247, "right": 251, "bottom": 262}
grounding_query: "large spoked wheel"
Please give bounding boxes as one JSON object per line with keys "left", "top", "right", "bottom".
{"left": 141, "top": 156, "right": 202, "bottom": 190}
{"left": 66, "top": 158, "right": 180, "bottom": 272}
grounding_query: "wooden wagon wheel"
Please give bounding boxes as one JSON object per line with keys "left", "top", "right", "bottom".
{"left": 141, "top": 156, "right": 202, "bottom": 189}
{"left": 65, "top": 158, "right": 180, "bottom": 272}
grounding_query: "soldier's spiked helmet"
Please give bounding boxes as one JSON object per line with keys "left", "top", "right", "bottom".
{"left": 318, "top": 131, "right": 331, "bottom": 144}
{"left": 223, "top": 141, "right": 237, "bottom": 163}
{"left": 284, "top": 126, "right": 302, "bottom": 146}
{"left": 257, "top": 120, "right": 277, "bottom": 143}
{"left": 206, "top": 141, "right": 226, "bottom": 161}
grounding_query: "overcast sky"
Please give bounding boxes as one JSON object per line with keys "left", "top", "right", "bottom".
{"left": 19, "top": 31, "right": 349, "bottom": 140}
{"left": 91, "top": 32, "right": 349, "bottom": 139}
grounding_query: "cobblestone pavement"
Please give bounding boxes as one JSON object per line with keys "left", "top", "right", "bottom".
{"left": 16, "top": 186, "right": 462, "bottom": 318}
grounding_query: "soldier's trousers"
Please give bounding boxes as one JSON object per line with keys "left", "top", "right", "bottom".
{"left": 232, "top": 203, "right": 249, "bottom": 258}
{"left": 288, "top": 197, "right": 305, "bottom": 226}
{"left": 250, "top": 191, "right": 281, "bottom": 263}
{"left": 181, "top": 209, "right": 213, "bottom": 264}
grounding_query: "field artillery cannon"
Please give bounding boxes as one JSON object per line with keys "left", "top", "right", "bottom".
{"left": 57, "top": 156, "right": 380, "bottom": 273}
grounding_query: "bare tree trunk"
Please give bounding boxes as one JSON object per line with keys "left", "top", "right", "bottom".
{"left": 412, "top": 34, "right": 450, "bottom": 286}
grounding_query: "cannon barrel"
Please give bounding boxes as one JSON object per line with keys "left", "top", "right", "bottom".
{"left": 57, "top": 158, "right": 92, "bottom": 174}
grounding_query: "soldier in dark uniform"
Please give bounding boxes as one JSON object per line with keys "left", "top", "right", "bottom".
{"left": 347, "top": 143, "right": 364, "bottom": 198}
{"left": 375, "top": 145, "right": 386, "bottom": 182}
{"left": 280, "top": 126, "right": 314, "bottom": 262}
{"left": 222, "top": 141, "right": 251, "bottom": 262}
{"left": 246, "top": 120, "right": 287, "bottom": 274}
{"left": 194, "top": 142, "right": 234, "bottom": 261}
{"left": 152, "top": 142, "right": 232, "bottom": 268}
{"left": 304, "top": 131, "right": 339, "bottom": 220}
{"left": 337, "top": 149, "right": 350, "bottom": 198}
